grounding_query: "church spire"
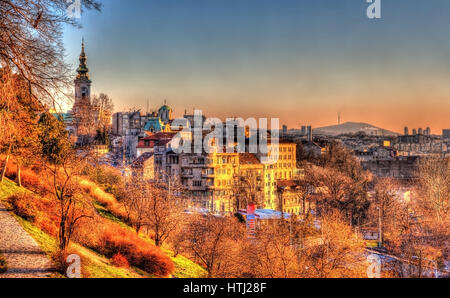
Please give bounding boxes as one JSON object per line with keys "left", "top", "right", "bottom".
{"left": 76, "top": 38, "right": 90, "bottom": 81}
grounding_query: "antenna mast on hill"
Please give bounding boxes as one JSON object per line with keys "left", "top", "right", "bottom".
{"left": 338, "top": 112, "right": 341, "bottom": 125}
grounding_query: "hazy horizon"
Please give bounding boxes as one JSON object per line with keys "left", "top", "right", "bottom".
{"left": 63, "top": 0, "right": 450, "bottom": 134}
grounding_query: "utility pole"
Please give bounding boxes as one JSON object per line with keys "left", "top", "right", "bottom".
{"left": 378, "top": 206, "right": 383, "bottom": 248}
{"left": 168, "top": 173, "right": 172, "bottom": 201}
{"left": 289, "top": 216, "right": 293, "bottom": 247}
{"left": 278, "top": 186, "right": 285, "bottom": 220}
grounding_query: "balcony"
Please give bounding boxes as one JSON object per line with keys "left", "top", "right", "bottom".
{"left": 202, "top": 170, "right": 215, "bottom": 178}
{"left": 189, "top": 163, "right": 206, "bottom": 168}
{"left": 181, "top": 171, "right": 193, "bottom": 178}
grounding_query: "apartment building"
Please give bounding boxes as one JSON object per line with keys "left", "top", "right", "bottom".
{"left": 130, "top": 128, "right": 300, "bottom": 214}
{"left": 257, "top": 140, "right": 298, "bottom": 210}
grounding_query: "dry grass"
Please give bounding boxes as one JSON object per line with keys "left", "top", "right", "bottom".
{"left": 75, "top": 218, "right": 174, "bottom": 277}
{"left": 79, "top": 178, "right": 128, "bottom": 220}
{"left": 2, "top": 162, "right": 175, "bottom": 277}
{"left": 4, "top": 162, "right": 52, "bottom": 195}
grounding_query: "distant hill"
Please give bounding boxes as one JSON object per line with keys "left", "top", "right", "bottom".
{"left": 313, "top": 122, "right": 399, "bottom": 137}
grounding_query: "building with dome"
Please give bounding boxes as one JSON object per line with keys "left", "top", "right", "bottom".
{"left": 111, "top": 102, "right": 176, "bottom": 161}
{"left": 158, "top": 102, "right": 173, "bottom": 124}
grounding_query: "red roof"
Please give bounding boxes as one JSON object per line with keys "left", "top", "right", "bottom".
{"left": 144, "top": 132, "right": 177, "bottom": 140}
{"left": 239, "top": 153, "right": 261, "bottom": 165}
{"left": 137, "top": 140, "right": 156, "bottom": 149}
{"left": 137, "top": 132, "right": 177, "bottom": 148}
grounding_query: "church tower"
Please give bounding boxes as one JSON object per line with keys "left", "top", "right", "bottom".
{"left": 71, "top": 39, "right": 94, "bottom": 142}
{"left": 74, "top": 38, "right": 92, "bottom": 109}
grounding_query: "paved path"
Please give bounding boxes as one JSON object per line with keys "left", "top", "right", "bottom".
{"left": 0, "top": 203, "right": 55, "bottom": 278}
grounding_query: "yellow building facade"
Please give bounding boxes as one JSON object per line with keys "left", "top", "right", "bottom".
{"left": 261, "top": 141, "right": 297, "bottom": 210}
{"left": 205, "top": 140, "right": 298, "bottom": 213}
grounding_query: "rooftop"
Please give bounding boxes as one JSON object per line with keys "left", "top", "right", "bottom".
{"left": 239, "top": 153, "right": 261, "bottom": 165}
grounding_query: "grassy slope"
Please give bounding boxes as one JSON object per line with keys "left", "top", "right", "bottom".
{"left": 0, "top": 178, "right": 143, "bottom": 278}
{"left": 0, "top": 178, "right": 206, "bottom": 278}
{"left": 94, "top": 202, "right": 207, "bottom": 278}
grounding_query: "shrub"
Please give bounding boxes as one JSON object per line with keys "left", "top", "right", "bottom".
{"left": 51, "top": 250, "right": 70, "bottom": 275}
{"left": 51, "top": 249, "right": 83, "bottom": 277}
{"left": 74, "top": 216, "right": 174, "bottom": 276}
{"left": 20, "top": 168, "right": 53, "bottom": 195}
{"left": 4, "top": 161, "right": 17, "bottom": 180}
{"left": 111, "top": 253, "right": 129, "bottom": 268}
{"left": 37, "top": 218, "right": 59, "bottom": 237}
{"left": 2, "top": 162, "right": 175, "bottom": 277}
{"left": 8, "top": 194, "right": 39, "bottom": 222}
{"left": 82, "top": 165, "right": 127, "bottom": 201}
{"left": 98, "top": 226, "right": 174, "bottom": 277}
{"left": 3, "top": 163, "right": 52, "bottom": 195}
{"left": 0, "top": 254, "right": 7, "bottom": 274}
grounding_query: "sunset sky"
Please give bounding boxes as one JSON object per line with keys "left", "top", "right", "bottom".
{"left": 63, "top": 0, "right": 450, "bottom": 133}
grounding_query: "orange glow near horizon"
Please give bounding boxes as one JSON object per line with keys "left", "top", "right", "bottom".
{"left": 107, "top": 87, "right": 450, "bottom": 134}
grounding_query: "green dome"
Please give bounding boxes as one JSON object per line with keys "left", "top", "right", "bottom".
{"left": 158, "top": 105, "right": 172, "bottom": 112}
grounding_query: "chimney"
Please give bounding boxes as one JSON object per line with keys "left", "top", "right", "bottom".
{"left": 418, "top": 128, "right": 423, "bottom": 135}
{"left": 413, "top": 129, "right": 417, "bottom": 136}
{"left": 404, "top": 126, "right": 409, "bottom": 136}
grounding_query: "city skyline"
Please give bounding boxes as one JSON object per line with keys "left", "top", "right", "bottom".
{"left": 63, "top": 0, "right": 450, "bottom": 133}
{"left": 1, "top": 0, "right": 449, "bottom": 281}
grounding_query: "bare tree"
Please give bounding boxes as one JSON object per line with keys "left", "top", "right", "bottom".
{"left": 301, "top": 212, "right": 367, "bottom": 278}
{"left": 239, "top": 212, "right": 367, "bottom": 278}
{"left": 369, "top": 178, "right": 401, "bottom": 245}
{"left": 0, "top": 70, "right": 42, "bottom": 185}
{"left": 307, "top": 165, "right": 350, "bottom": 213}
{"left": 92, "top": 93, "right": 114, "bottom": 129}
{"left": 0, "top": 0, "right": 101, "bottom": 106}
{"left": 306, "top": 163, "right": 370, "bottom": 226}
{"left": 0, "top": 70, "right": 20, "bottom": 183}
{"left": 232, "top": 169, "right": 264, "bottom": 211}
{"left": 177, "top": 215, "right": 244, "bottom": 277}
{"left": 124, "top": 178, "right": 185, "bottom": 247}
{"left": 243, "top": 222, "right": 299, "bottom": 278}
{"left": 122, "top": 177, "right": 150, "bottom": 234}
{"left": 45, "top": 150, "right": 93, "bottom": 251}
{"left": 416, "top": 157, "right": 450, "bottom": 224}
